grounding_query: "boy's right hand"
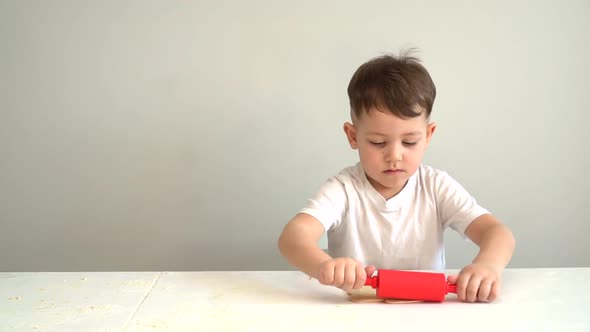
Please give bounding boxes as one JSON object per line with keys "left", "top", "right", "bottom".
{"left": 317, "top": 258, "right": 376, "bottom": 292}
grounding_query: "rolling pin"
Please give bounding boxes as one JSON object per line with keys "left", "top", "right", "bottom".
{"left": 364, "top": 269, "right": 457, "bottom": 302}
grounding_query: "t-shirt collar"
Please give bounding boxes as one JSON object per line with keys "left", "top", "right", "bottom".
{"left": 357, "top": 163, "right": 418, "bottom": 212}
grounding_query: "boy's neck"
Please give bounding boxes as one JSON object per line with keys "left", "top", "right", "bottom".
{"left": 364, "top": 173, "right": 408, "bottom": 201}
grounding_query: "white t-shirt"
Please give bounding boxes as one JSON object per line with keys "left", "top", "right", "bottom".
{"left": 300, "top": 163, "right": 489, "bottom": 271}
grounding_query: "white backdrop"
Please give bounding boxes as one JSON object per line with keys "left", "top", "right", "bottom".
{"left": 1, "top": 0, "right": 589, "bottom": 271}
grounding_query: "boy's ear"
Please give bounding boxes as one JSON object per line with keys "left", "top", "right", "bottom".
{"left": 425, "top": 122, "right": 437, "bottom": 145}
{"left": 343, "top": 122, "right": 358, "bottom": 149}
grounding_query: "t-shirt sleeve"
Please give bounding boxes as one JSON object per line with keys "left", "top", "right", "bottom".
{"left": 299, "top": 177, "right": 348, "bottom": 233}
{"left": 436, "top": 171, "right": 490, "bottom": 238}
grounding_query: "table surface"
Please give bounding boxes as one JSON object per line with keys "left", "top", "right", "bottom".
{"left": 1, "top": 268, "right": 589, "bottom": 331}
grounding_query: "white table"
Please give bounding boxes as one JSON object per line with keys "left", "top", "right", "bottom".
{"left": 1, "top": 268, "right": 589, "bottom": 331}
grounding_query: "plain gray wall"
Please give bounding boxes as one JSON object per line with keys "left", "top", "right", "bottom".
{"left": 1, "top": 0, "right": 589, "bottom": 271}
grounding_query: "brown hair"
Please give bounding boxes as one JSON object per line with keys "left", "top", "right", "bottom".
{"left": 347, "top": 50, "right": 436, "bottom": 119}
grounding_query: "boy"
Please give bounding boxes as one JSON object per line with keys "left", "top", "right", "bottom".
{"left": 278, "top": 52, "right": 515, "bottom": 303}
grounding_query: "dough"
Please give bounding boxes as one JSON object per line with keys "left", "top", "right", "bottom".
{"left": 384, "top": 299, "right": 422, "bottom": 304}
{"left": 350, "top": 295, "right": 385, "bottom": 303}
{"left": 348, "top": 286, "right": 422, "bottom": 304}
{"left": 348, "top": 285, "right": 383, "bottom": 303}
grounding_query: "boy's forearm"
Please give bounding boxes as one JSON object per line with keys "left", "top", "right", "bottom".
{"left": 278, "top": 240, "right": 332, "bottom": 279}
{"left": 472, "top": 224, "right": 515, "bottom": 269}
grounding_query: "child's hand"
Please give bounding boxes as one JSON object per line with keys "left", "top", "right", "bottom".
{"left": 448, "top": 263, "right": 502, "bottom": 303}
{"left": 317, "top": 258, "right": 376, "bottom": 292}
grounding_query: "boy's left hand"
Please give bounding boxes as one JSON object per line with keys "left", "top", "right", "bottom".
{"left": 447, "top": 263, "right": 502, "bottom": 303}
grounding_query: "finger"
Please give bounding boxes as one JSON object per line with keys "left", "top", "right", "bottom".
{"left": 466, "top": 275, "right": 483, "bottom": 303}
{"left": 489, "top": 281, "right": 500, "bottom": 302}
{"left": 447, "top": 274, "right": 458, "bottom": 284}
{"left": 353, "top": 264, "right": 366, "bottom": 289}
{"left": 456, "top": 272, "right": 471, "bottom": 302}
{"left": 365, "top": 265, "right": 376, "bottom": 278}
{"left": 477, "top": 279, "right": 493, "bottom": 302}
{"left": 333, "top": 263, "right": 346, "bottom": 288}
{"left": 342, "top": 263, "right": 356, "bottom": 291}
{"left": 318, "top": 262, "right": 334, "bottom": 285}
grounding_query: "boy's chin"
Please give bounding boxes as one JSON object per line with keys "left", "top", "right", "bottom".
{"left": 373, "top": 177, "right": 408, "bottom": 190}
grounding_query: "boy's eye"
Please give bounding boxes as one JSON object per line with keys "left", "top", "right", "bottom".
{"left": 369, "top": 141, "right": 386, "bottom": 146}
{"left": 403, "top": 141, "right": 417, "bottom": 146}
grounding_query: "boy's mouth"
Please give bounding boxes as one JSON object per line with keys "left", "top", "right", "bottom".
{"left": 384, "top": 169, "right": 403, "bottom": 174}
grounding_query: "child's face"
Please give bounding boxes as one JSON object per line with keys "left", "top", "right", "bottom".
{"left": 344, "top": 108, "right": 436, "bottom": 199}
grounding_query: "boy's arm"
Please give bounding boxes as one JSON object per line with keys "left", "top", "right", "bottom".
{"left": 465, "top": 213, "right": 515, "bottom": 269}
{"left": 277, "top": 213, "right": 332, "bottom": 279}
{"left": 449, "top": 213, "right": 515, "bottom": 302}
{"left": 278, "top": 213, "right": 374, "bottom": 290}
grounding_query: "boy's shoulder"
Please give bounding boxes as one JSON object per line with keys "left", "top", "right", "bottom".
{"left": 332, "top": 162, "right": 365, "bottom": 186}
{"left": 418, "top": 164, "right": 449, "bottom": 179}
{"left": 416, "top": 164, "right": 458, "bottom": 189}
{"left": 335, "top": 162, "right": 363, "bottom": 177}
{"left": 312, "top": 163, "right": 366, "bottom": 198}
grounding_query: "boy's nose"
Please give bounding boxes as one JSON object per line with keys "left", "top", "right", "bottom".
{"left": 384, "top": 145, "right": 402, "bottom": 163}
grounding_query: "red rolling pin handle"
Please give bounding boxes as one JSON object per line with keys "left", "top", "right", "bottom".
{"left": 364, "top": 269, "right": 457, "bottom": 302}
